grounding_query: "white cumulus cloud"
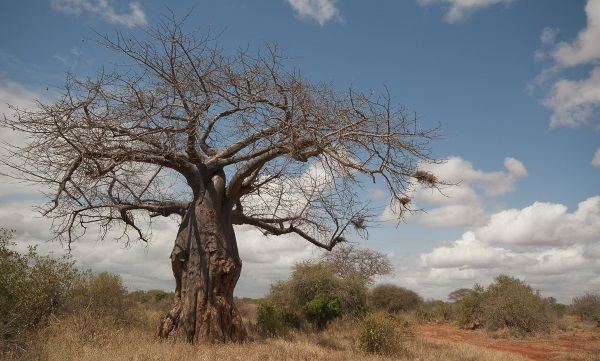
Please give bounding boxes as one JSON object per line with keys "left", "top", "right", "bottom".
{"left": 285, "top": 0, "right": 342, "bottom": 25}
{"left": 417, "top": 0, "right": 514, "bottom": 23}
{"left": 550, "top": 0, "right": 600, "bottom": 67}
{"left": 535, "top": 0, "right": 600, "bottom": 128}
{"left": 475, "top": 196, "right": 600, "bottom": 246}
{"left": 50, "top": 0, "right": 147, "bottom": 27}
{"left": 421, "top": 231, "right": 507, "bottom": 269}
{"left": 544, "top": 67, "right": 600, "bottom": 128}
{"left": 401, "top": 195, "right": 600, "bottom": 303}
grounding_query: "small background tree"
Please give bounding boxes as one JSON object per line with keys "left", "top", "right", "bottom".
{"left": 318, "top": 244, "right": 394, "bottom": 286}
{"left": 448, "top": 288, "right": 475, "bottom": 303}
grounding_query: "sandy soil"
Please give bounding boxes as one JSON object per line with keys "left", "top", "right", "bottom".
{"left": 417, "top": 323, "right": 600, "bottom": 361}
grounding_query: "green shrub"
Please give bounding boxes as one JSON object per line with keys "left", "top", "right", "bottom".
{"left": 255, "top": 304, "right": 297, "bottom": 337}
{"left": 454, "top": 277, "right": 553, "bottom": 335}
{"left": 369, "top": 284, "right": 423, "bottom": 313}
{"left": 153, "top": 290, "right": 171, "bottom": 303}
{"left": 454, "top": 285, "right": 485, "bottom": 328}
{"left": 281, "top": 311, "right": 301, "bottom": 329}
{"left": 303, "top": 294, "right": 342, "bottom": 330}
{"left": 0, "top": 229, "right": 79, "bottom": 353}
{"left": 551, "top": 303, "right": 567, "bottom": 316}
{"left": 264, "top": 261, "right": 367, "bottom": 317}
{"left": 356, "top": 312, "right": 402, "bottom": 355}
{"left": 482, "top": 275, "right": 552, "bottom": 335}
{"left": 287, "top": 262, "right": 340, "bottom": 306}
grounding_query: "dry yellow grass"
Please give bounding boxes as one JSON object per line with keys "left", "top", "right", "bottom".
{"left": 7, "top": 311, "right": 528, "bottom": 361}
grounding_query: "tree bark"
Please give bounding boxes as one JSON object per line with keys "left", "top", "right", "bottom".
{"left": 158, "top": 174, "right": 247, "bottom": 343}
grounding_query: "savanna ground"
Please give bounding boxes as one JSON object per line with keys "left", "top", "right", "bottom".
{"left": 5, "top": 298, "right": 599, "bottom": 361}
{"left": 418, "top": 317, "right": 600, "bottom": 361}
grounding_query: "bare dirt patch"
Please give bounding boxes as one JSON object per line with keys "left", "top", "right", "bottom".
{"left": 417, "top": 323, "right": 600, "bottom": 361}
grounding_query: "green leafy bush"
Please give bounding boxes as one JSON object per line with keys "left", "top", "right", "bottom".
{"left": 368, "top": 284, "right": 423, "bottom": 313}
{"left": 356, "top": 312, "right": 402, "bottom": 355}
{"left": 454, "top": 285, "right": 485, "bottom": 328}
{"left": 255, "top": 304, "right": 300, "bottom": 337}
{"left": 0, "top": 229, "right": 79, "bottom": 352}
{"left": 303, "top": 294, "right": 342, "bottom": 330}
{"left": 263, "top": 261, "right": 367, "bottom": 317}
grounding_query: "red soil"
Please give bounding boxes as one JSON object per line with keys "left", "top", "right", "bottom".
{"left": 417, "top": 323, "right": 600, "bottom": 361}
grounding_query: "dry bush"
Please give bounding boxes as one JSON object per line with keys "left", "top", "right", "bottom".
{"left": 369, "top": 284, "right": 423, "bottom": 313}
{"left": 570, "top": 292, "right": 600, "bottom": 324}
{"left": 414, "top": 300, "right": 453, "bottom": 324}
{"left": 483, "top": 275, "right": 552, "bottom": 336}
{"left": 454, "top": 276, "right": 553, "bottom": 335}
{"left": 62, "top": 271, "right": 145, "bottom": 328}
{"left": 356, "top": 312, "right": 411, "bottom": 355}
{"left": 317, "top": 244, "right": 395, "bottom": 285}
{"left": 0, "top": 229, "right": 78, "bottom": 354}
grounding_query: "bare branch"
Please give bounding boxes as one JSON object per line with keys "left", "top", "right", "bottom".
{"left": 0, "top": 16, "right": 445, "bottom": 248}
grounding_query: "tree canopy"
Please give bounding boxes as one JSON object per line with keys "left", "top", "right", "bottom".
{"left": 1, "top": 14, "right": 443, "bottom": 250}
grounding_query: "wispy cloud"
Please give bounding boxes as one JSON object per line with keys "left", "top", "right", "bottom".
{"left": 533, "top": 0, "right": 600, "bottom": 129}
{"left": 285, "top": 0, "right": 342, "bottom": 26}
{"left": 593, "top": 148, "right": 600, "bottom": 167}
{"left": 50, "top": 0, "right": 147, "bottom": 27}
{"left": 417, "top": 0, "right": 514, "bottom": 23}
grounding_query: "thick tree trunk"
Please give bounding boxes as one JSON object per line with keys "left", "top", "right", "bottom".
{"left": 158, "top": 175, "right": 246, "bottom": 343}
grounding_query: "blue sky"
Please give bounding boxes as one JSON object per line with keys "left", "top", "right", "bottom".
{"left": 1, "top": 0, "right": 599, "bottom": 303}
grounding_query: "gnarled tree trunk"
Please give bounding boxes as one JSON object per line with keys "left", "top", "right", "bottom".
{"left": 158, "top": 173, "right": 247, "bottom": 343}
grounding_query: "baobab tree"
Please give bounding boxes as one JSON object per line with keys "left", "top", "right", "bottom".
{"left": 1, "top": 14, "right": 443, "bottom": 343}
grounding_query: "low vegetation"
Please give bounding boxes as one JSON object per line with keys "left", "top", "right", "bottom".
{"left": 1, "top": 229, "right": 598, "bottom": 360}
{"left": 453, "top": 275, "right": 554, "bottom": 335}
